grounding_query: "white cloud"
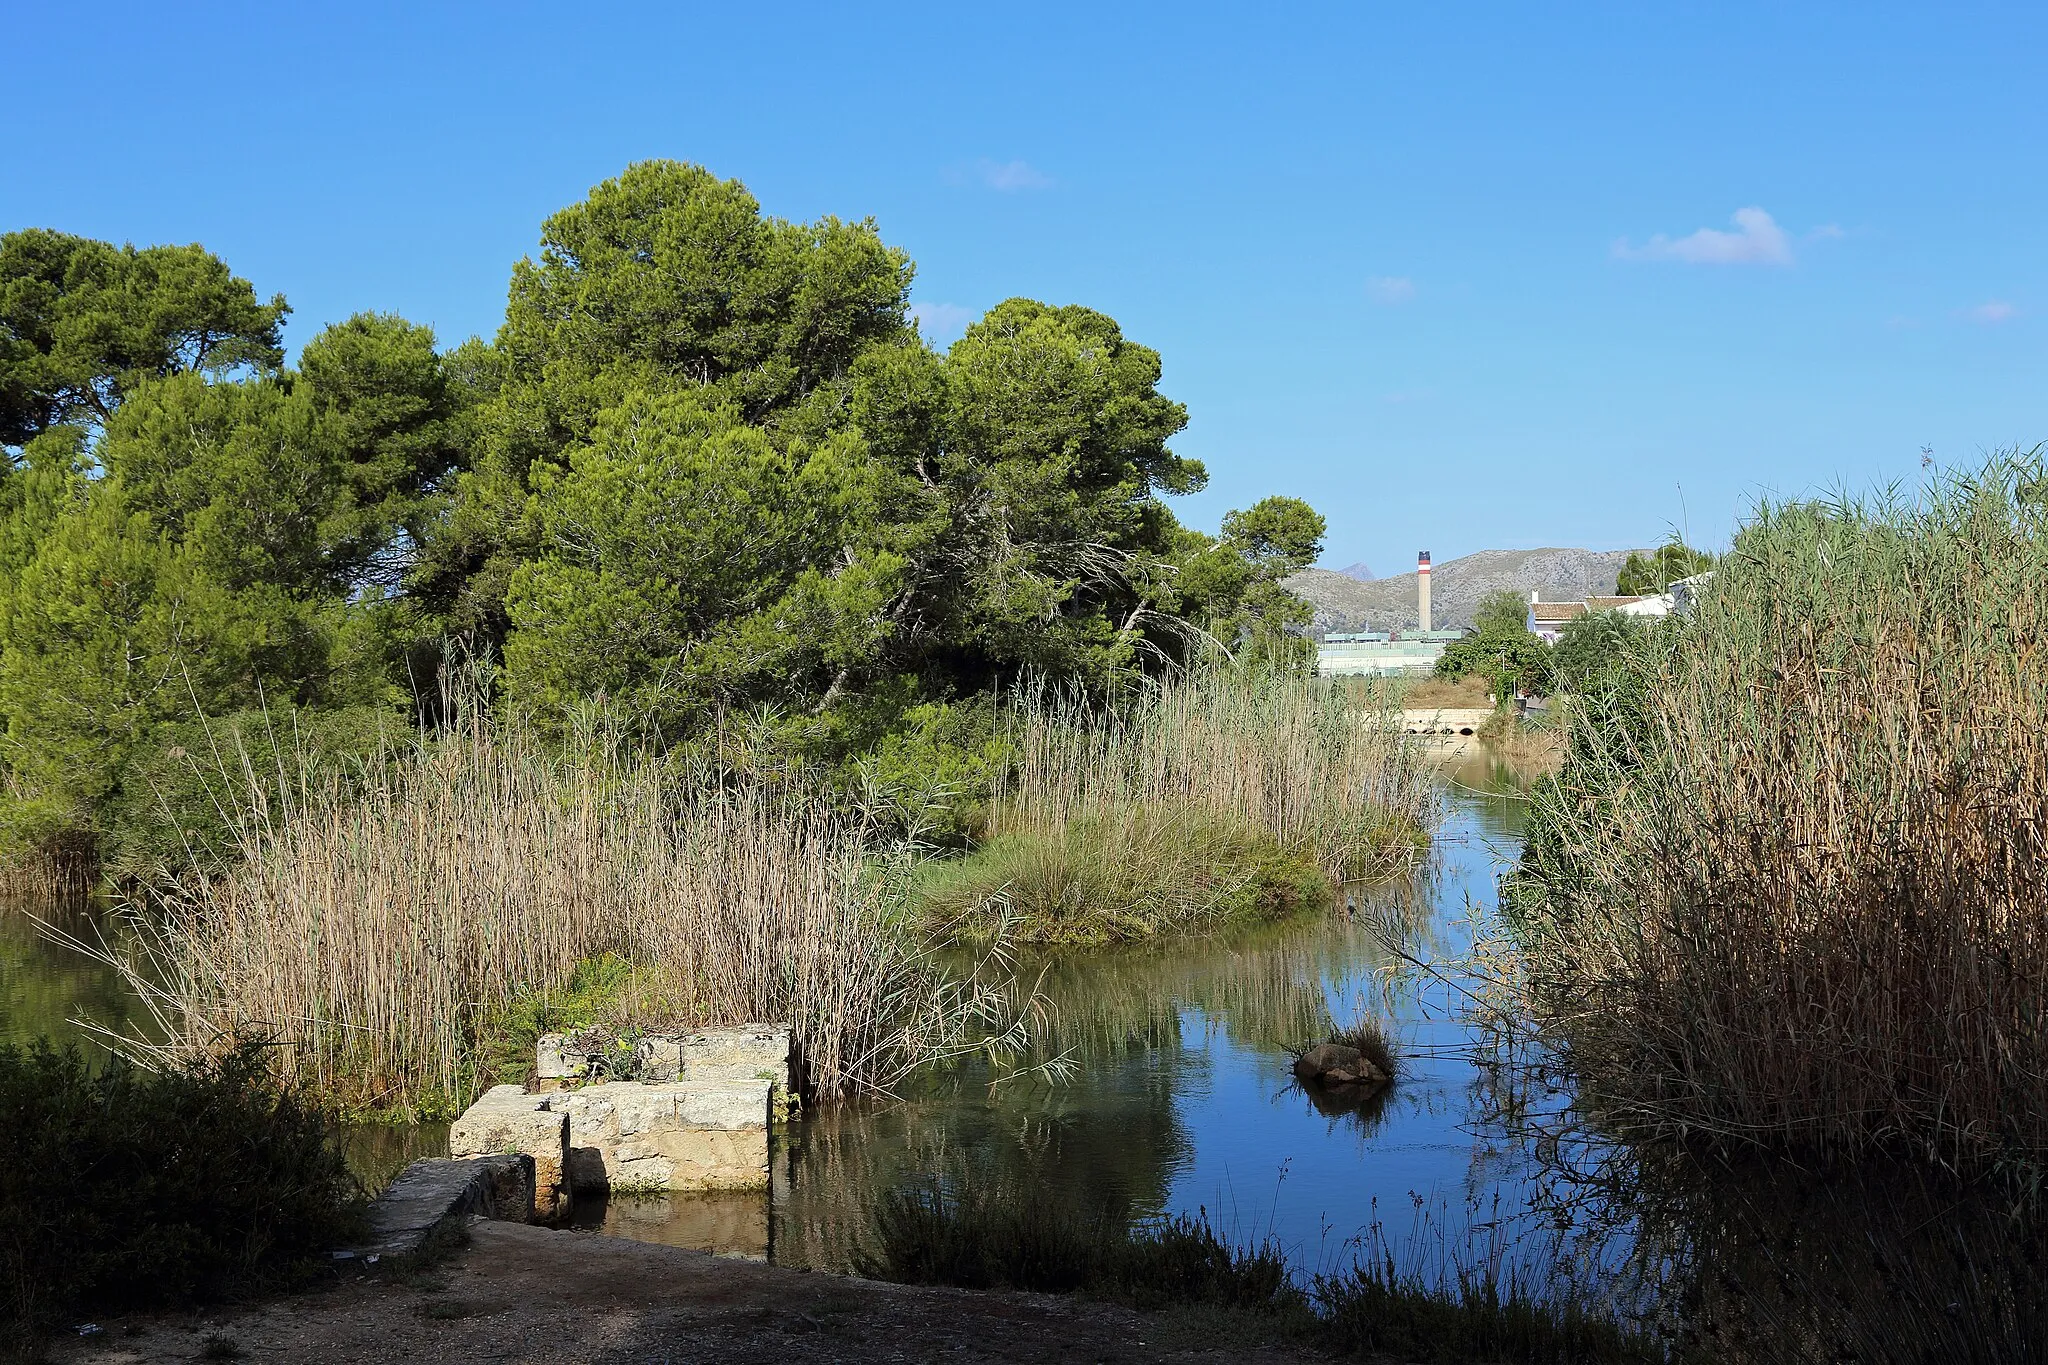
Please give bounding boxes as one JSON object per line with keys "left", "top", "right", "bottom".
{"left": 910, "top": 301, "right": 974, "bottom": 340}
{"left": 1806, "top": 223, "right": 1846, "bottom": 242}
{"left": 1960, "top": 300, "right": 2019, "bottom": 324}
{"left": 1365, "top": 275, "right": 1416, "bottom": 305}
{"left": 1613, "top": 206, "right": 1795, "bottom": 266}
{"left": 973, "top": 158, "right": 1053, "bottom": 192}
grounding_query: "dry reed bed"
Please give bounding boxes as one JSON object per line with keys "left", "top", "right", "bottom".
{"left": 1516, "top": 455, "right": 2048, "bottom": 1172}
{"left": 104, "top": 720, "right": 989, "bottom": 1115}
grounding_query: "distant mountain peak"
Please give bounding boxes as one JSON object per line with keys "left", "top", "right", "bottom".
{"left": 1334, "top": 561, "right": 1376, "bottom": 582}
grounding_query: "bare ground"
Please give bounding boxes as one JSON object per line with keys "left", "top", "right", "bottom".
{"left": 48, "top": 1220, "right": 1377, "bottom": 1365}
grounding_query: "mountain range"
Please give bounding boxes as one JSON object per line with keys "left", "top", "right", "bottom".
{"left": 1284, "top": 547, "right": 1651, "bottom": 634}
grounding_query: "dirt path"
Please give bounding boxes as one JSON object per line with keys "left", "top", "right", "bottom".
{"left": 52, "top": 1220, "right": 1359, "bottom": 1364}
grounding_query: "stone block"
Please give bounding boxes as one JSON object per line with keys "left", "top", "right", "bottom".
{"left": 536, "top": 1032, "right": 579, "bottom": 1080}
{"left": 677, "top": 1078, "right": 773, "bottom": 1131}
{"left": 449, "top": 1090, "right": 570, "bottom": 1220}
{"left": 680, "top": 1024, "right": 791, "bottom": 1090}
{"left": 636, "top": 1034, "right": 683, "bottom": 1082}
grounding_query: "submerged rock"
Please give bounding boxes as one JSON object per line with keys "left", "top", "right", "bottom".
{"left": 1292, "top": 1042, "right": 1388, "bottom": 1088}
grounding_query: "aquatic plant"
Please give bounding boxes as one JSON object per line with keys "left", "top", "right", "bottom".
{"left": 859, "top": 1179, "right": 1294, "bottom": 1308}
{"left": 1514, "top": 451, "right": 2048, "bottom": 1176}
{"left": 858, "top": 1179, "right": 1659, "bottom": 1363}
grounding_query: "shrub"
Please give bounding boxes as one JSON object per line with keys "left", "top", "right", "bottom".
{"left": 0, "top": 1039, "right": 360, "bottom": 1337}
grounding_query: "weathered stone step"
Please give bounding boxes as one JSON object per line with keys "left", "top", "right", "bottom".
{"left": 340, "top": 1154, "right": 533, "bottom": 1262}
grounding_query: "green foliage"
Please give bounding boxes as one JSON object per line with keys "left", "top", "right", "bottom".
{"left": 0, "top": 288, "right": 466, "bottom": 862}
{"left": 1547, "top": 609, "right": 1652, "bottom": 697}
{"left": 0, "top": 1038, "right": 361, "bottom": 1336}
{"left": 1435, "top": 603, "right": 1552, "bottom": 702}
{"left": 455, "top": 160, "right": 1314, "bottom": 726}
{"left": 0, "top": 228, "right": 286, "bottom": 450}
{"left": 3, "top": 169, "right": 1325, "bottom": 870}
{"left": 1472, "top": 588, "right": 1532, "bottom": 637}
{"left": 475, "top": 953, "right": 641, "bottom": 1093}
{"left": 1615, "top": 536, "right": 1714, "bottom": 595}
{"left": 914, "top": 806, "right": 1334, "bottom": 945}
{"left": 849, "top": 699, "right": 1009, "bottom": 843}
{"left": 99, "top": 705, "right": 401, "bottom": 881}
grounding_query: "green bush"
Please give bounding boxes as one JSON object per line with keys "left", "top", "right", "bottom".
{"left": 847, "top": 699, "right": 1010, "bottom": 844}
{"left": 0, "top": 1039, "right": 361, "bottom": 1337}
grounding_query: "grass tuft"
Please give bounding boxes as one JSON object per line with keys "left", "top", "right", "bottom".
{"left": 914, "top": 664, "right": 1437, "bottom": 944}
{"left": 1323, "top": 1016, "right": 1399, "bottom": 1081}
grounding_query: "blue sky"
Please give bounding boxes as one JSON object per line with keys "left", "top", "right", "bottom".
{"left": 6, "top": 2, "right": 2043, "bottom": 573}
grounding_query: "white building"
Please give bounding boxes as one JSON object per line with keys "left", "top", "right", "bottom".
{"left": 1527, "top": 590, "right": 1672, "bottom": 643}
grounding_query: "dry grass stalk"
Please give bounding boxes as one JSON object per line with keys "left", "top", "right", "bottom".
{"left": 96, "top": 713, "right": 1004, "bottom": 1115}
{"left": 1517, "top": 455, "right": 2048, "bottom": 1172}
{"left": 1000, "top": 664, "right": 1439, "bottom": 886}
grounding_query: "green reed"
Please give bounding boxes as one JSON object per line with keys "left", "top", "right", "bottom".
{"left": 1515, "top": 451, "right": 2048, "bottom": 1175}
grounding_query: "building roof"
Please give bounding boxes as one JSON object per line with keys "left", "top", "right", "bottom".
{"left": 1584, "top": 595, "right": 1647, "bottom": 611}
{"left": 1529, "top": 602, "right": 1588, "bottom": 624}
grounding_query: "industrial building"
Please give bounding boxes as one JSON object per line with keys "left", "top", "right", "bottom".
{"left": 1315, "top": 551, "right": 1466, "bottom": 676}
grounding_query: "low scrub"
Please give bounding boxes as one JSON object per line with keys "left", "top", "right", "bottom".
{"left": 1514, "top": 453, "right": 2048, "bottom": 1175}
{"left": 0, "top": 1039, "right": 360, "bottom": 1340}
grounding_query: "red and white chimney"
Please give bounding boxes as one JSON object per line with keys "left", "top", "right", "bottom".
{"left": 1417, "top": 551, "right": 1432, "bottom": 632}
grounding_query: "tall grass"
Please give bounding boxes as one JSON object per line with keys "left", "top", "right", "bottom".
{"left": 1514, "top": 453, "right": 2048, "bottom": 1174}
{"left": 95, "top": 711, "right": 1009, "bottom": 1115}
{"left": 921, "top": 665, "right": 1438, "bottom": 942}
{"left": 1006, "top": 664, "right": 1435, "bottom": 883}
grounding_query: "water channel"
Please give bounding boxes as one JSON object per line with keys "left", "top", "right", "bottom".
{"left": 5, "top": 747, "right": 2036, "bottom": 1359}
